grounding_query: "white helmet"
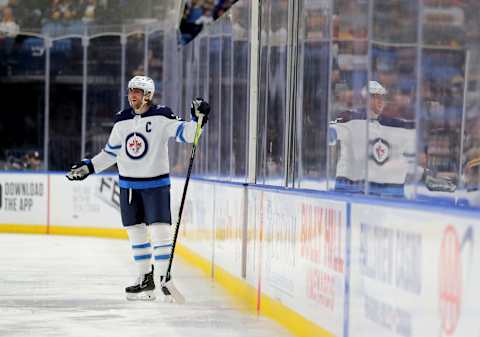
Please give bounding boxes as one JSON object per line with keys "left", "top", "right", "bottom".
{"left": 128, "top": 76, "right": 155, "bottom": 99}
{"left": 364, "top": 80, "right": 387, "bottom": 96}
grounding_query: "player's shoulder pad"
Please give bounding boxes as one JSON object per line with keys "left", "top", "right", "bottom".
{"left": 114, "top": 108, "right": 135, "bottom": 124}
{"left": 143, "top": 105, "right": 185, "bottom": 121}
{"left": 333, "top": 109, "right": 366, "bottom": 123}
{"left": 378, "top": 116, "right": 415, "bottom": 129}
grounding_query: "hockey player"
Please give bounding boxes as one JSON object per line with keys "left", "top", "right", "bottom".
{"left": 66, "top": 75, "right": 210, "bottom": 300}
{"left": 329, "top": 81, "right": 416, "bottom": 197}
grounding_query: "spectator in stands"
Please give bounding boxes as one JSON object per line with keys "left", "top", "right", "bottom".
{"left": 24, "top": 150, "right": 41, "bottom": 170}
{"left": 0, "top": 6, "right": 19, "bottom": 37}
{"left": 180, "top": 0, "right": 238, "bottom": 44}
{"left": 194, "top": 0, "right": 214, "bottom": 26}
{"left": 0, "top": 0, "right": 8, "bottom": 10}
{"left": 47, "top": 0, "right": 77, "bottom": 22}
{"left": 213, "top": 0, "right": 235, "bottom": 20}
{"left": 81, "top": 0, "right": 96, "bottom": 22}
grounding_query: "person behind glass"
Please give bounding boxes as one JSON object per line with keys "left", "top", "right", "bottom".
{"left": 66, "top": 75, "right": 210, "bottom": 300}
{"left": 329, "top": 80, "right": 416, "bottom": 198}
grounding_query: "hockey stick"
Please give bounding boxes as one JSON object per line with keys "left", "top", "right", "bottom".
{"left": 161, "top": 114, "right": 204, "bottom": 303}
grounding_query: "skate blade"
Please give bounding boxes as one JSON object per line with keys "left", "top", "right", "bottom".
{"left": 161, "top": 281, "right": 185, "bottom": 304}
{"left": 126, "top": 290, "right": 156, "bottom": 301}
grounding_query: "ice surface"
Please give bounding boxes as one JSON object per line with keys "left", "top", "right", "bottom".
{"left": 0, "top": 234, "right": 292, "bottom": 337}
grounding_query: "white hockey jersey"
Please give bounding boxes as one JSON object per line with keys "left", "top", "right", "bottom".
{"left": 330, "top": 115, "right": 416, "bottom": 185}
{"left": 91, "top": 105, "right": 198, "bottom": 189}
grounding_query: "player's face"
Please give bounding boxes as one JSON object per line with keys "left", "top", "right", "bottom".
{"left": 370, "top": 94, "right": 385, "bottom": 115}
{"left": 128, "top": 88, "right": 144, "bottom": 110}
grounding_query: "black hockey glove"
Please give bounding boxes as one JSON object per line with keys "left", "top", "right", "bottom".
{"left": 66, "top": 159, "right": 94, "bottom": 181}
{"left": 424, "top": 169, "right": 457, "bottom": 193}
{"left": 191, "top": 98, "right": 210, "bottom": 127}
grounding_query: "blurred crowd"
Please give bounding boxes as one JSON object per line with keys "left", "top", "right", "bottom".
{"left": 0, "top": 0, "right": 104, "bottom": 34}
{"left": 0, "top": 0, "right": 239, "bottom": 43}
{"left": 179, "top": 0, "right": 238, "bottom": 44}
{"left": 3, "top": 149, "right": 42, "bottom": 170}
{"left": 0, "top": 0, "right": 169, "bottom": 36}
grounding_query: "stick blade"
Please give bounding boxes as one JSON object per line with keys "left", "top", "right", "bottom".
{"left": 161, "top": 280, "right": 186, "bottom": 304}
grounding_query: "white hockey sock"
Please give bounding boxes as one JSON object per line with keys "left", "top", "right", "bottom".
{"left": 126, "top": 223, "right": 152, "bottom": 276}
{"left": 150, "top": 223, "right": 172, "bottom": 278}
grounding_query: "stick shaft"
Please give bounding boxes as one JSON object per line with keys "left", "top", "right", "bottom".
{"left": 165, "top": 116, "right": 203, "bottom": 278}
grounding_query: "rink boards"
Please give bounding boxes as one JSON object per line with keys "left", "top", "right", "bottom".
{"left": 0, "top": 172, "right": 479, "bottom": 337}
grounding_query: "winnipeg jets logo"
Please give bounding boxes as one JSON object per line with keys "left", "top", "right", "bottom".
{"left": 370, "top": 138, "right": 390, "bottom": 165}
{"left": 125, "top": 133, "right": 148, "bottom": 159}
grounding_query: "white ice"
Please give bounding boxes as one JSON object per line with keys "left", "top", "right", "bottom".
{"left": 0, "top": 234, "right": 292, "bottom": 337}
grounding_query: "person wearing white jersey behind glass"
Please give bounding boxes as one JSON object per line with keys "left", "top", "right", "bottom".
{"left": 66, "top": 75, "right": 210, "bottom": 301}
{"left": 329, "top": 81, "right": 416, "bottom": 197}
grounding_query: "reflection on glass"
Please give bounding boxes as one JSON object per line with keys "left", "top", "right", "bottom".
{"left": 330, "top": 81, "right": 416, "bottom": 198}
{"left": 329, "top": 0, "right": 369, "bottom": 192}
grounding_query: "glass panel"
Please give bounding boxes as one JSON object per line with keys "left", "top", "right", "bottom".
{"left": 148, "top": 30, "right": 164, "bottom": 102}
{"left": 257, "top": 0, "right": 288, "bottom": 186}
{"left": 85, "top": 36, "right": 122, "bottom": 163}
{"left": 295, "top": 0, "right": 331, "bottom": 190}
{"left": 0, "top": 35, "right": 45, "bottom": 170}
{"left": 256, "top": 0, "right": 269, "bottom": 183}
{"left": 206, "top": 33, "right": 221, "bottom": 177}
{"left": 417, "top": 0, "right": 479, "bottom": 208}
{"left": 328, "top": 0, "right": 369, "bottom": 193}
{"left": 458, "top": 2, "right": 480, "bottom": 208}
{"left": 220, "top": 20, "right": 233, "bottom": 179}
{"left": 49, "top": 37, "right": 83, "bottom": 171}
{"left": 180, "top": 42, "right": 196, "bottom": 175}
{"left": 165, "top": 29, "right": 186, "bottom": 176}
{"left": 190, "top": 38, "right": 203, "bottom": 177}
{"left": 231, "top": 1, "right": 250, "bottom": 181}
{"left": 365, "top": 1, "right": 419, "bottom": 199}
{"left": 124, "top": 32, "right": 145, "bottom": 107}
{"left": 195, "top": 35, "right": 210, "bottom": 176}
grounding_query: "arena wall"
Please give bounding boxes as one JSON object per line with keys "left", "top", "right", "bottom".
{"left": 0, "top": 171, "right": 479, "bottom": 337}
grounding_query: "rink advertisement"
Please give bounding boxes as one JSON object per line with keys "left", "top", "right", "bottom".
{"left": 213, "top": 183, "right": 245, "bottom": 277}
{"left": 252, "top": 189, "right": 348, "bottom": 337}
{"left": 49, "top": 174, "right": 121, "bottom": 228}
{"left": 349, "top": 203, "right": 480, "bottom": 337}
{"left": 0, "top": 173, "right": 47, "bottom": 226}
{"left": 171, "top": 178, "right": 215, "bottom": 264}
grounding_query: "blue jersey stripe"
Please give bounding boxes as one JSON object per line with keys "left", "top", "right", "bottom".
{"left": 104, "top": 149, "right": 117, "bottom": 157}
{"left": 175, "top": 123, "right": 187, "bottom": 143}
{"left": 107, "top": 143, "right": 121, "bottom": 150}
{"left": 134, "top": 254, "right": 152, "bottom": 261}
{"left": 154, "top": 244, "right": 172, "bottom": 249}
{"left": 119, "top": 177, "right": 171, "bottom": 189}
{"left": 154, "top": 254, "right": 171, "bottom": 260}
{"left": 132, "top": 243, "right": 151, "bottom": 249}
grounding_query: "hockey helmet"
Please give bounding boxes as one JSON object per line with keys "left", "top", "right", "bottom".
{"left": 362, "top": 80, "right": 387, "bottom": 97}
{"left": 128, "top": 76, "right": 155, "bottom": 99}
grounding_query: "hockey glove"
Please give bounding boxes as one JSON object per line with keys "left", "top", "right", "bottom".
{"left": 424, "top": 169, "right": 457, "bottom": 193}
{"left": 66, "top": 159, "right": 94, "bottom": 181}
{"left": 191, "top": 98, "right": 210, "bottom": 127}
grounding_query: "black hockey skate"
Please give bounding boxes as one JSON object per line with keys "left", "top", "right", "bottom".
{"left": 126, "top": 266, "right": 156, "bottom": 301}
